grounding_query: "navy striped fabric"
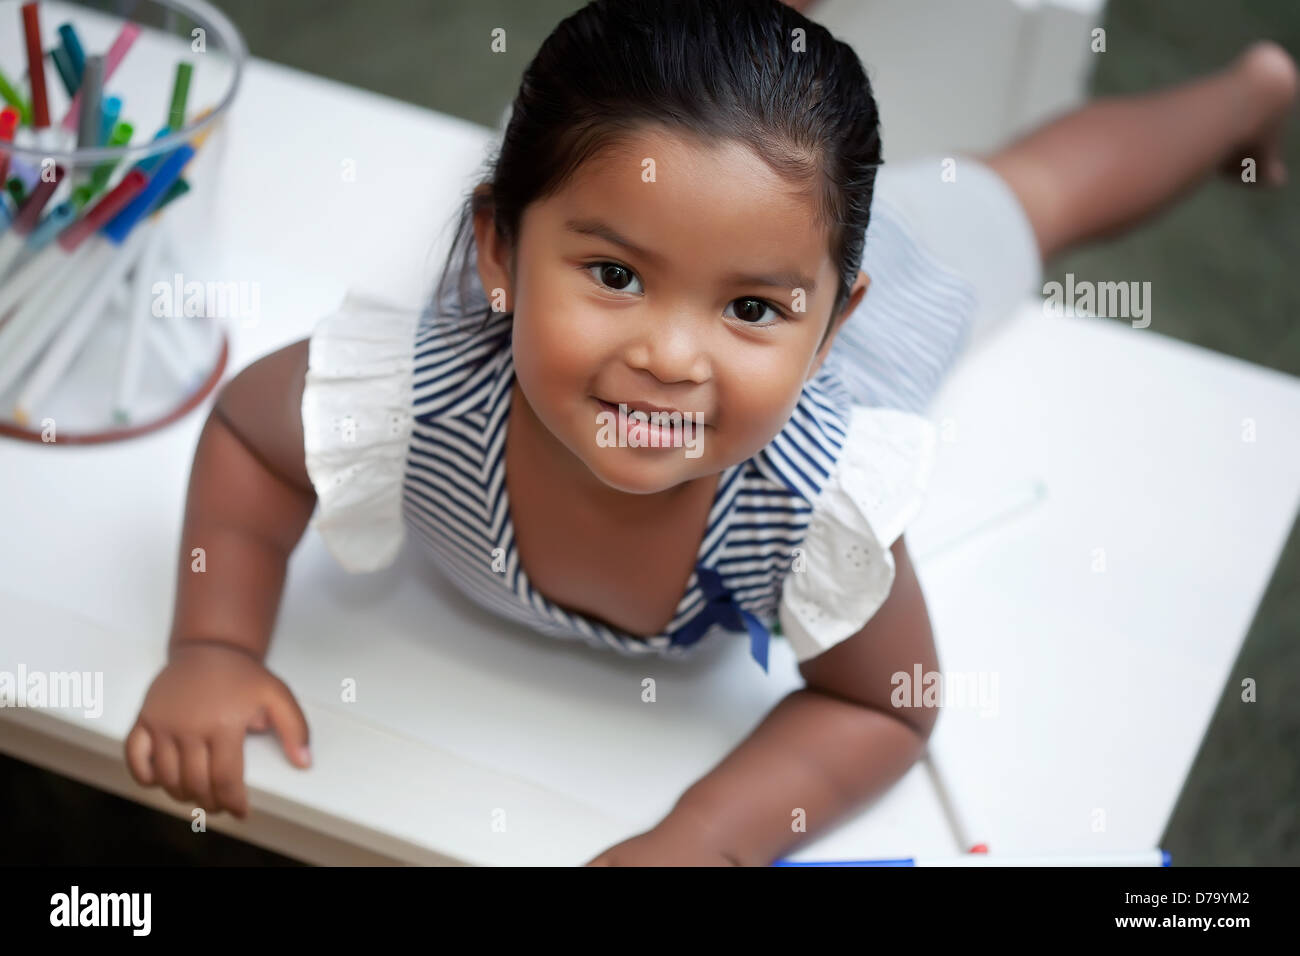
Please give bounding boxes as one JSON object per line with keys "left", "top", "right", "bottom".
{"left": 402, "top": 196, "right": 977, "bottom": 661}
{"left": 823, "top": 192, "right": 979, "bottom": 413}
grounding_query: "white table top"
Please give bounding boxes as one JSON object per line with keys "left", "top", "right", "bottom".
{"left": 3, "top": 19, "right": 1298, "bottom": 865}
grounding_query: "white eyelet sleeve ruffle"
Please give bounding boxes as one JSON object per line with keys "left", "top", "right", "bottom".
{"left": 778, "top": 405, "right": 937, "bottom": 662}
{"left": 300, "top": 290, "right": 420, "bottom": 573}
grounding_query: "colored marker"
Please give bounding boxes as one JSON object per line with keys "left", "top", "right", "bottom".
{"left": 21, "top": 3, "right": 51, "bottom": 130}
{"left": 5, "top": 156, "right": 40, "bottom": 192}
{"left": 74, "top": 55, "right": 105, "bottom": 188}
{"left": 0, "top": 148, "right": 189, "bottom": 403}
{"left": 22, "top": 200, "right": 75, "bottom": 251}
{"left": 0, "top": 65, "right": 32, "bottom": 125}
{"left": 61, "top": 23, "right": 139, "bottom": 133}
{"left": 773, "top": 850, "right": 1171, "bottom": 866}
{"left": 100, "top": 95, "right": 122, "bottom": 146}
{"left": 131, "top": 126, "right": 173, "bottom": 175}
{"left": 0, "top": 105, "right": 18, "bottom": 191}
{"left": 0, "top": 169, "right": 148, "bottom": 321}
{"left": 924, "top": 752, "right": 984, "bottom": 854}
{"left": 168, "top": 62, "right": 193, "bottom": 132}
{"left": 50, "top": 46, "right": 80, "bottom": 100}
{"left": 57, "top": 23, "right": 87, "bottom": 82}
{"left": 0, "top": 163, "right": 66, "bottom": 279}
{"left": 13, "top": 149, "right": 194, "bottom": 424}
{"left": 72, "top": 119, "right": 134, "bottom": 209}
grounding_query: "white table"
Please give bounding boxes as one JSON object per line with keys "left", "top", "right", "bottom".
{"left": 3, "top": 27, "right": 1298, "bottom": 865}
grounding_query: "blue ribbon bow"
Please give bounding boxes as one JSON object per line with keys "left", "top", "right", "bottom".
{"left": 694, "top": 562, "right": 771, "bottom": 672}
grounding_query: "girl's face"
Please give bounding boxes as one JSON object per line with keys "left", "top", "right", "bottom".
{"left": 474, "top": 125, "right": 869, "bottom": 499}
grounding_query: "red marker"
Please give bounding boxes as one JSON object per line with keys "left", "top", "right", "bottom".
{"left": 0, "top": 105, "right": 19, "bottom": 188}
{"left": 21, "top": 3, "right": 50, "bottom": 129}
{"left": 10, "top": 163, "right": 65, "bottom": 234}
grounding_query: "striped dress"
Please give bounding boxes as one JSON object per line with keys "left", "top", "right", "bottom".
{"left": 302, "top": 182, "right": 982, "bottom": 673}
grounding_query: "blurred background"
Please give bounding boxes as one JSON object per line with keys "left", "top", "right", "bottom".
{"left": 3, "top": 0, "right": 1295, "bottom": 865}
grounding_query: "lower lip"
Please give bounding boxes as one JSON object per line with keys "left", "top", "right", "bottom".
{"left": 595, "top": 398, "right": 696, "bottom": 448}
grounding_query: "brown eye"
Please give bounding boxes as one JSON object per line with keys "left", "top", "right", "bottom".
{"left": 603, "top": 265, "right": 629, "bottom": 288}
{"left": 726, "top": 297, "right": 779, "bottom": 325}
{"left": 590, "top": 262, "right": 641, "bottom": 292}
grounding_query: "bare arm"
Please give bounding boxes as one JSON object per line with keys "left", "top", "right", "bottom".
{"left": 126, "top": 338, "right": 323, "bottom": 815}
{"left": 168, "top": 338, "right": 318, "bottom": 662}
{"left": 590, "top": 536, "right": 938, "bottom": 866}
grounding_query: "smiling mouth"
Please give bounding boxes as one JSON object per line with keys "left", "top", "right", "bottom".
{"left": 593, "top": 395, "right": 708, "bottom": 442}
{"left": 595, "top": 397, "right": 702, "bottom": 421}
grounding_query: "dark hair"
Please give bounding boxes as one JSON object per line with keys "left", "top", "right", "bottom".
{"left": 433, "top": 0, "right": 882, "bottom": 344}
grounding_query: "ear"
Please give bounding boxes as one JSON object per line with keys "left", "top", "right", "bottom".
{"left": 807, "top": 269, "right": 870, "bottom": 380}
{"left": 471, "top": 184, "right": 514, "bottom": 313}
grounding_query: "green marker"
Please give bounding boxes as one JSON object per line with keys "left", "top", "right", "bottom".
{"left": 0, "top": 65, "right": 32, "bottom": 126}
{"left": 168, "top": 62, "right": 192, "bottom": 131}
{"left": 73, "top": 120, "right": 135, "bottom": 209}
{"left": 159, "top": 177, "right": 191, "bottom": 208}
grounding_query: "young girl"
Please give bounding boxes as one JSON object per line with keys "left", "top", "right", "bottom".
{"left": 123, "top": 0, "right": 1296, "bottom": 865}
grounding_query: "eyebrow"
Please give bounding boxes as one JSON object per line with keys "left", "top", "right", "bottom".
{"left": 564, "top": 217, "right": 817, "bottom": 294}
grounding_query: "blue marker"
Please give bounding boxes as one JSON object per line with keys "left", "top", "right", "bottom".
{"left": 773, "top": 849, "right": 1171, "bottom": 867}
{"left": 104, "top": 143, "right": 194, "bottom": 241}
{"left": 100, "top": 95, "right": 122, "bottom": 146}
{"left": 57, "top": 23, "right": 87, "bottom": 82}
{"left": 23, "top": 200, "right": 77, "bottom": 252}
{"left": 133, "top": 126, "right": 174, "bottom": 175}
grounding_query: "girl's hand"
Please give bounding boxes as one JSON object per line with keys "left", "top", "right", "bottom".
{"left": 585, "top": 809, "right": 743, "bottom": 866}
{"left": 124, "top": 642, "right": 312, "bottom": 819}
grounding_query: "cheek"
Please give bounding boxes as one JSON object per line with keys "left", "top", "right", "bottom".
{"left": 511, "top": 275, "right": 606, "bottom": 396}
{"left": 712, "top": 349, "right": 807, "bottom": 451}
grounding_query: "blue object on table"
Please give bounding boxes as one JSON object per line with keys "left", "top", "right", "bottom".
{"left": 772, "top": 850, "right": 1173, "bottom": 866}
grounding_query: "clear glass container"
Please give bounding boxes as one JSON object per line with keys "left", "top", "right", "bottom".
{"left": 0, "top": 0, "right": 246, "bottom": 442}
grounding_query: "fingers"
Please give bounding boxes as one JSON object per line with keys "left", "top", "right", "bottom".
{"left": 124, "top": 723, "right": 155, "bottom": 786}
{"left": 263, "top": 683, "right": 311, "bottom": 768}
{"left": 209, "top": 731, "right": 248, "bottom": 819}
{"left": 179, "top": 736, "right": 215, "bottom": 812}
{"left": 127, "top": 723, "right": 248, "bottom": 818}
{"left": 152, "top": 733, "right": 183, "bottom": 801}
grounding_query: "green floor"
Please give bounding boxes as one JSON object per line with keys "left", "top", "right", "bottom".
{"left": 4, "top": 0, "right": 1293, "bottom": 865}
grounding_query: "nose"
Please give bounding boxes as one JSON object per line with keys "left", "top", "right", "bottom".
{"left": 624, "top": 309, "right": 709, "bottom": 384}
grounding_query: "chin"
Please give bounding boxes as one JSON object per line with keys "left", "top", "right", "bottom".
{"left": 583, "top": 449, "right": 696, "bottom": 495}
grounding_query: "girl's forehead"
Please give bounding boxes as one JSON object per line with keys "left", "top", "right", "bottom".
{"left": 532, "top": 128, "right": 838, "bottom": 286}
